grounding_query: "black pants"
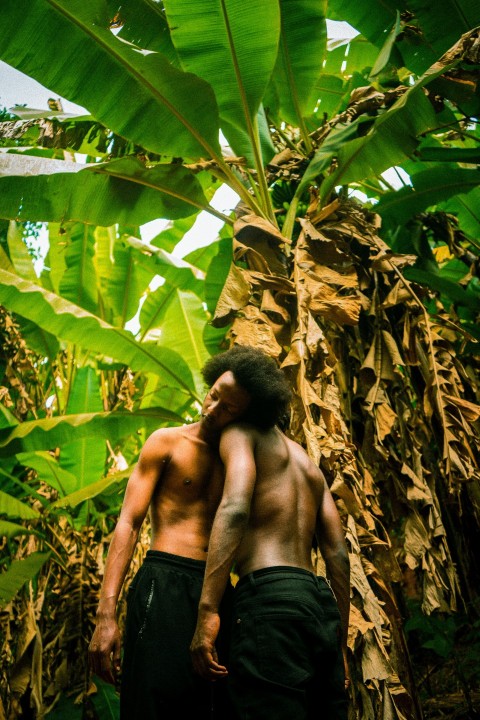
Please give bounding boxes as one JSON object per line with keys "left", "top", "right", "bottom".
{"left": 120, "top": 550, "right": 231, "bottom": 720}
{"left": 228, "top": 567, "right": 348, "bottom": 720}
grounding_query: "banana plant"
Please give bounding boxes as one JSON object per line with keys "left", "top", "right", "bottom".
{"left": 0, "top": 1, "right": 479, "bottom": 718}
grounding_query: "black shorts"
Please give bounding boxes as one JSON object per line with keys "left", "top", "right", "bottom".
{"left": 120, "top": 550, "right": 232, "bottom": 720}
{"left": 228, "top": 567, "right": 348, "bottom": 720}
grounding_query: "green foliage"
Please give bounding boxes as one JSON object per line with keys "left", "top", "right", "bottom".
{"left": 0, "top": 1, "right": 478, "bottom": 716}
{"left": 0, "top": 551, "right": 50, "bottom": 605}
{"left": 405, "top": 601, "right": 480, "bottom": 694}
{"left": 405, "top": 604, "right": 458, "bottom": 659}
{"left": 44, "top": 697, "right": 84, "bottom": 720}
{"left": 89, "top": 677, "right": 120, "bottom": 720}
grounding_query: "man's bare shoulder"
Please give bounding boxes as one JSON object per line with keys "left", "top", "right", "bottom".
{"left": 222, "top": 420, "right": 257, "bottom": 432}
{"left": 141, "top": 423, "right": 199, "bottom": 458}
{"left": 284, "top": 435, "right": 327, "bottom": 478}
{"left": 221, "top": 421, "right": 262, "bottom": 440}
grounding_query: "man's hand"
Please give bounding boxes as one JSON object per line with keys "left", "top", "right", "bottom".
{"left": 89, "top": 617, "right": 122, "bottom": 685}
{"left": 190, "top": 610, "right": 228, "bottom": 680}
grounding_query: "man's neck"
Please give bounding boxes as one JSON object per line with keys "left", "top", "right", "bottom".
{"left": 186, "top": 420, "right": 221, "bottom": 447}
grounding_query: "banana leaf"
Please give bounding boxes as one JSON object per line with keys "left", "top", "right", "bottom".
{"left": 0, "top": 0, "right": 221, "bottom": 159}
{"left": 0, "top": 551, "right": 50, "bottom": 605}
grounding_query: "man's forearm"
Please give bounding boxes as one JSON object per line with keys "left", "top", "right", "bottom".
{"left": 199, "top": 503, "right": 248, "bottom": 615}
{"left": 96, "top": 518, "right": 140, "bottom": 618}
{"left": 324, "top": 548, "right": 350, "bottom": 651}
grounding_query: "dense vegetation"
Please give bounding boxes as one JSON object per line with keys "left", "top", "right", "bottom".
{"left": 0, "top": 1, "right": 479, "bottom": 717}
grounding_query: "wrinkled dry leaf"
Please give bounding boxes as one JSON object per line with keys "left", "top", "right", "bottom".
{"left": 370, "top": 251, "right": 417, "bottom": 273}
{"left": 230, "top": 305, "right": 283, "bottom": 357}
{"left": 375, "top": 403, "right": 398, "bottom": 441}
{"left": 212, "top": 262, "right": 251, "bottom": 326}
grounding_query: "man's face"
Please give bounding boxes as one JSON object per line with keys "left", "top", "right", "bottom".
{"left": 200, "top": 371, "right": 251, "bottom": 436}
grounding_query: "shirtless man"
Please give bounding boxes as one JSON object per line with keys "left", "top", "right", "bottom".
{"left": 190, "top": 415, "right": 350, "bottom": 718}
{"left": 88, "top": 345, "right": 291, "bottom": 719}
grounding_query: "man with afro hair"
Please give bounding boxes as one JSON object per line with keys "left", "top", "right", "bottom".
{"left": 191, "top": 348, "right": 350, "bottom": 719}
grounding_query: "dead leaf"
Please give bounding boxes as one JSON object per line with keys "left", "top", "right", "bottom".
{"left": 375, "top": 403, "right": 397, "bottom": 441}
{"left": 370, "top": 251, "right": 417, "bottom": 272}
{"left": 229, "top": 306, "right": 282, "bottom": 357}
{"left": 443, "top": 394, "right": 480, "bottom": 422}
{"left": 212, "top": 263, "right": 251, "bottom": 327}
{"left": 297, "top": 259, "right": 359, "bottom": 288}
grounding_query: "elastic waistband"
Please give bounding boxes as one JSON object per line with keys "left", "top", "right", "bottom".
{"left": 144, "top": 550, "right": 206, "bottom": 575}
{"left": 236, "top": 565, "right": 316, "bottom": 591}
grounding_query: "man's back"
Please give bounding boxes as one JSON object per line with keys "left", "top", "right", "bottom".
{"left": 227, "top": 424, "right": 325, "bottom": 577}
{"left": 192, "top": 420, "right": 350, "bottom": 719}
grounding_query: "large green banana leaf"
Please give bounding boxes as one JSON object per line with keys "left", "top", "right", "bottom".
{"left": 0, "top": 520, "right": 33, "bottom": 540}
{"left": 164, "top": 0, "right": 280, "bottom": 163}
{"left": 265, "top": 0, "right": 327, "bottom": 133}
{"left": 154, "top": 290, "right": 213, "bottom": 395}
{"left": 151, "top": 216, "right": 200, "bottom": 255}
{"left": 0, "top": 155, "right": 211, "bottom": 226}
{"left": 376, "top": 167, "right": 480, "bottom": 227}
{"left": 417, "top": 147, "right": 480, "bottom": 163}
{"left": 59, "top": 224, "right": 99, "bottom": 314}
{"left": 89, "top": 676, "right": 120, "bottom": 720}
{"left": 105, "top": 235, "right": 158, "bottom": 328}
{"left": 405, "top": 268, "right": 480, "bottom": 313}
{"left": 328, "top": 0, "right": 399, "bottom": 47}
{"left": 204, "top": 237, "right": 233, "bottom": 315}
{"left": 59, "top": 367, "right": 106, "bottom": 492}
{"left": 0, "top": 404, "right": 18, "bottom": 430}
{"left": 0, "top": 408, "right": 184, "bottom": 457}
{"left": 407, "top": 0, "right": 480, "bottom": 65}
{"left": 14, "top": 318, "right": 60, "bottom": 358}
{"left": 0, "top": 552, "right": 50, "bottom": 605}
{"left": 6, "top": 222, "right": 38, "bottom": 282}
{"left": 184, "top": 238, "right": 226, "bottom": 274}
{"left": 51, "top": 467, "right": 132, "bottom": 510}
{"left": 16, "top": 452, "right": 78, "bottom": 496}
{"left": 138, "top": 239, "right": 225, "bottom": 345}
{"left": 322, "top": 35, "right": 378, "bottom": 78}
{"left": 0, "top": 0, "right": 221, "bottom": 159}
{"left": 328, "top": 0, "right": 480, "bottom": 73}
{"left": 42, "top": 223, "right": 69, "bottom": 295}
{"left": 0, "top": 489, "right": 40, "bottom": 520}
{"left": 120, "top": 234, "right": 206, "bottom": 301}
{"left": 105, "top": 0, "right": 180, "bottom": 64}
{"left": 444, "top": 188, "right": 480, "bottom": 240}
{"left": 0, "top": 269, "right": 197, "bottom": 396}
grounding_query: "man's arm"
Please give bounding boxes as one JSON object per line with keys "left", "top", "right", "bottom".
{"left": 190, "top": 424, "right": 256, "bottom": 680}
{"left": 88, "top": 430, "right": 167, "bottom": 684}
{"left": 315, "top": 477, "right": 351, "bottom": 687}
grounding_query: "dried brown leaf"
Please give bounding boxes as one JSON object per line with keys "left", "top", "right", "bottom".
{"left": 230, "top": 306, "right": 282, "bottom": 357}
{"left": 297, "top": 259, "right": 359, "bottom": 288}
{"left": 361, "top": 629, "right": 392, "bottom": 683}
{"left": 401, "top": 464, "right": 433, "bottom": 505}
{"left": 443, "top": 394, "right": 480, "bottom": 422}
{"left": 212, "top": 263, "right": 251, "bottom": 327}
{"left": 375, "top": 403, "right": 397, "bottom": 441}
{"left": 348, "top": 604, "right": 375, "bottom": 649}
{"left": 382, "top": 281, "right": 412, "bottom": 309}
{"left": 298, "top": 269, "right": 361, "bottom": 325}
{"left": 370, "top": 251, "right": 417, "bottom": 273}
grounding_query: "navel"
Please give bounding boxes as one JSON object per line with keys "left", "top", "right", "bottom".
{"left": 183, "top": 477, "right": 192, "bottom": 485}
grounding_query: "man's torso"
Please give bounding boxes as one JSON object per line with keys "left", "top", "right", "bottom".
{"left": 148, "top": 424, "right": 224, "bottom": 560}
